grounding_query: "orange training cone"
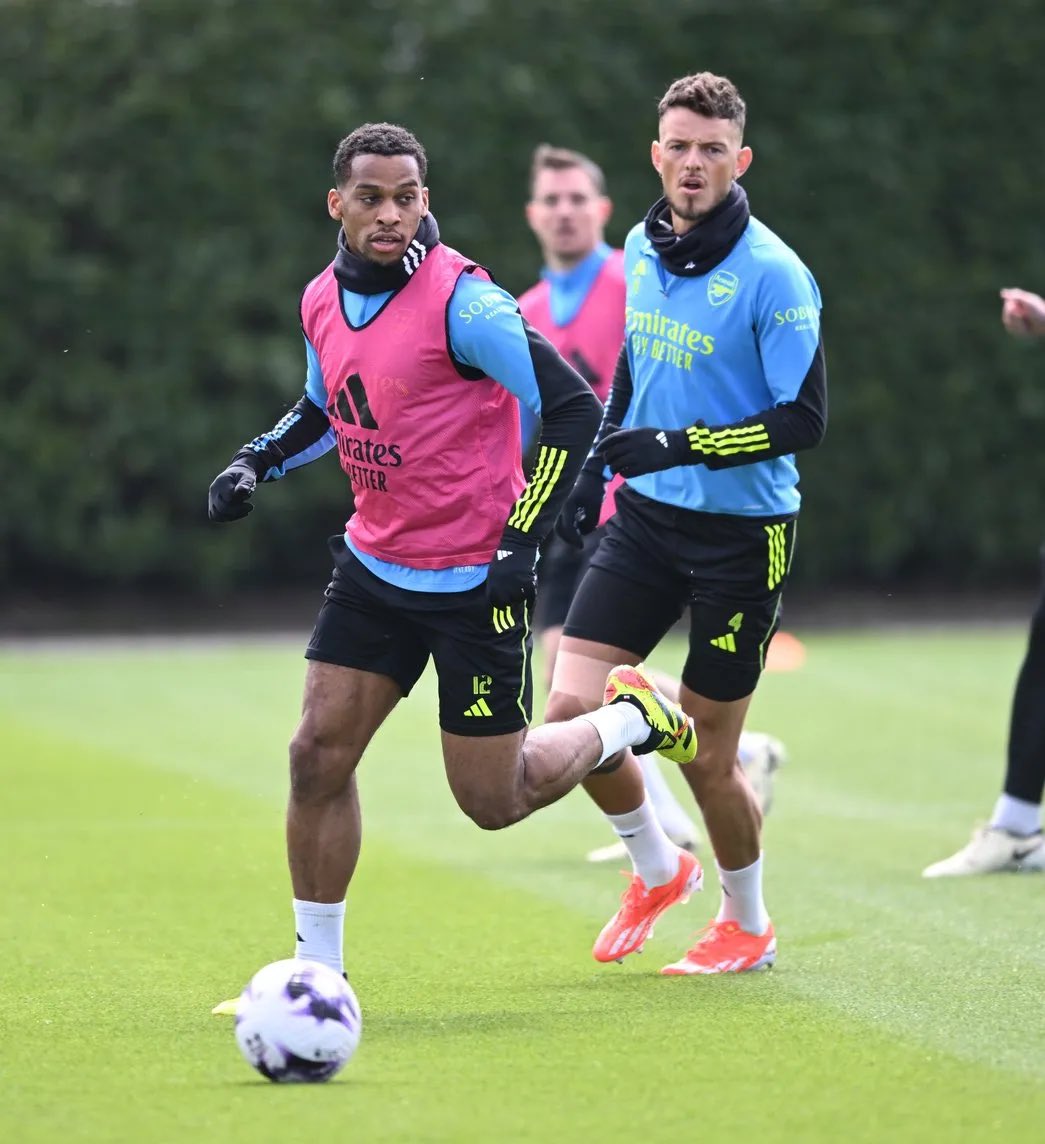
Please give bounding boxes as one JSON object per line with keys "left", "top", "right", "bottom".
{"left": 765, "top": 630, "right": 806, "bottom": 672}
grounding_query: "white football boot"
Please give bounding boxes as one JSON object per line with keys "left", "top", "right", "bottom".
{"left": 922, "top": 826, "right": 1045, "bottom": 877}
{"left": 737, "top": 731, "right": 787, "bottom": 817}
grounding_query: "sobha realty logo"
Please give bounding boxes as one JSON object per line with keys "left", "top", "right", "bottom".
{"left": 707, "top": 270, "right": 739, "bottom": 307}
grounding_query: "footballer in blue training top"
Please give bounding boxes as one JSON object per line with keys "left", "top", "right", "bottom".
{"left": 547, "top": 71, "right": 826, "bottom": 976}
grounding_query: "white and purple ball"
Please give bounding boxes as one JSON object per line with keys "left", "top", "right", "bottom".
{"left": 234, "top": 959, "right": 362, "bottom": 1083}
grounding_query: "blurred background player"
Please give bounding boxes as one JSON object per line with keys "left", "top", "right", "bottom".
{"left": 548, "top": 73, "right": 826, "bottom": 974}
{"left": 518, "top": 143, "right": 786, "bottom": 863}
{"left": 923, "top": 287, "right": 1045, "bottom": 876}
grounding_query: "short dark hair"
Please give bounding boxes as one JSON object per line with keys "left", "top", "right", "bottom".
{"left": 657, "top": 73, "right": 746, "bottom": 135}
{"left": 332, "top": 122, "right": 428, "bottom": 187}
{"left": 529, "top": 143, "right": 606, "bottom": 197}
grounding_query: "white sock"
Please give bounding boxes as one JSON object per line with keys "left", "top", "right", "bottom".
{"left": 579, "top": 703, "right": 650, "bottom": 767}
{"left": 715, "top": 855, "right": 770, "bottom": 935}
{"left": 293, "top": 898, "right": 346, "bottom": 975}
{"left": 989, "top": 794, "right": 1042, "bottom": 836}
{"left": 636, "top": 753, "right": 697, "bottom": 842}
{"left": 605, "top": 795, "right": 681, "bottom": 888}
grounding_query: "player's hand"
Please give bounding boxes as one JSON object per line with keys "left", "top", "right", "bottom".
{"left": 1000, "top": 288, "right": 1045, "bottom": 338}
{"left": 485, "top": 543, "right": 539, "bottom": 613}
{"left": 208, "top": 459, "right": 259, "bottom": 522}
{"left": 599, "top": 426, "right": 690, "bottom": 478}
{"left": 555, "top": 468, "right": 605, "bottom": 547}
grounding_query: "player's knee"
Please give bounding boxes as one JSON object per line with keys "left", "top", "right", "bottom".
{"left": 544, "top": 688, "right": 593, "bottom": 724}
{"left": 464, "top": 800, "right": 521, "bottom": 828}
{"left": 680, "top": 742, "right": 736, "bottom": 788}
{"left": 460, "top": 795, "right": 525, "bottom": 831}
{"left": 474, "top": 807, "right": 523, "bottom": 831}
{"left": 288, "top": 727, "right": 360, "bottom": 804}
{"left": 689, "top": 749, "right": 758, "bottom": 813}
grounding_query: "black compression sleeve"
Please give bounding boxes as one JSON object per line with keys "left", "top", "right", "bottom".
{"left": 683, "top": 334, "right": 827, "bottom": 469}
{"left": 499, "top": 320, "right": 602, "bottom": 546}
{"left": 580, "top": 342, "right": 633, "bottom": 477}
{"left": 235, "top": 394, "right": 332, "bottom": 479}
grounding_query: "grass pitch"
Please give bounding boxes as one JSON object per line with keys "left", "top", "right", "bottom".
{"left": 2, "top": 627, "right": 1044, "bottom": 1142}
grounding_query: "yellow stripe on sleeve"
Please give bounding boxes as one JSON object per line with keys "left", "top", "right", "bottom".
{"left": 507, "top": 445, "right": 569, "bottom": 534}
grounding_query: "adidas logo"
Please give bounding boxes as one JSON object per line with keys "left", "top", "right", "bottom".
{"left": 496, "top": 549, "right": 512, "bottom": 560}
{"left": 401, "top": 239, "right": 427, "bottom": 275}
{"left": 492, "top": 605, "right": 516, "bottom": 633}
{"left": 655, "top": 431, "right": 669, "bottom": 448}
{"left": 709, "top": 633, "right": 737, "bottom": 653}
{"left": 464, "top": 698, "right": 493, "bottom": 718}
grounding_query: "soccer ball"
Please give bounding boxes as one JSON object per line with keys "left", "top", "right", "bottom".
{"left": 234, "top": 959, "right": 362, "bottom": 1083}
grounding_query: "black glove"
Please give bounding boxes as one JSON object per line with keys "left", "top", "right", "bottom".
{"left": 486, "top": 541, "right": 540, "bottom": 627}
{"left": 554, "top": 467, "right": 606, "bottom": 547}
{"left": 486, "top": 541, "right": 539, "bottom": 607}
{"left": 599, "top": 425, "right": 691, "bottom": 478}
{"left": 208, "top": 454, "right": 261, "bottom": 522}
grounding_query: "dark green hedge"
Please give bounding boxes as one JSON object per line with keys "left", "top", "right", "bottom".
{"left": 3, "top": 0, "right": 1043, "bottom": 593}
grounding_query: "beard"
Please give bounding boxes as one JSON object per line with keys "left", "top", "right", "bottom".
{"left": 666, "top": 190, "right": 715, "bottom": 222}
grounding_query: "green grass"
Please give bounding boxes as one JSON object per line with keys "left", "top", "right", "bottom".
{"left": 2, "top": 628, "right": 1044, "bottom": 1143}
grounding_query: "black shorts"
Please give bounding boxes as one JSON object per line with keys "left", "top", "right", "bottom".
{"left": 305, "top": 540, "right": 533, "bottom": 737}
{"left": 562, "top": 486, "right": 797, "bottom": 702}
{"left": 533, "top": 529, "right": 603, "bottom": 632}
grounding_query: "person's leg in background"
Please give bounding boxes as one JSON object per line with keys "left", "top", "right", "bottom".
{"left": 924, "top": 548, "right": 1045, "bottom": 877}
{"left": 585, "top": 664, "right": 787, "bottom": 863}
{"left": 535, "top": 529, "right": 701, "bottom": 859}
